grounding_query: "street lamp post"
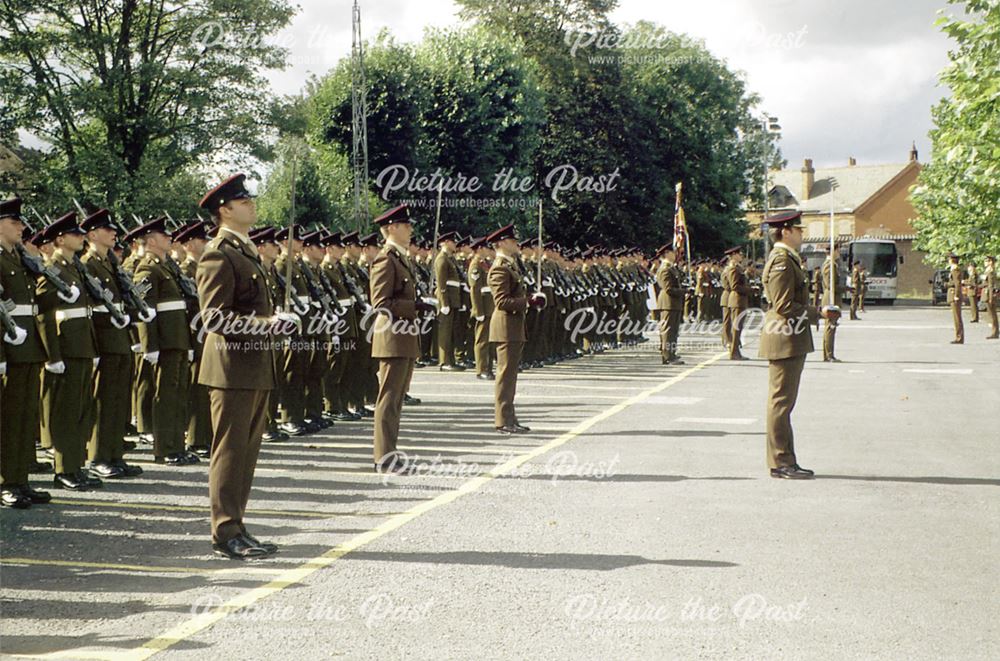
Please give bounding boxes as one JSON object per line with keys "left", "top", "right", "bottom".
{"left": 760, "top": 114, "right": 781, "bottom": 263}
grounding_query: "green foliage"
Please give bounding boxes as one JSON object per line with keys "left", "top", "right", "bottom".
{"left": 0, "top": 0, "right": 296, "bottom": 216}
{"left": 912, "top": 0, "right": 1000, "bottom": 262}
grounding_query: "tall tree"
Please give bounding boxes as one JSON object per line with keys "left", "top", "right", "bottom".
{"left": 912, "top": 0, "right": 1000, "bottom": 262}
{"left": 0, "top": 0, "right": 296, "bottom": 214}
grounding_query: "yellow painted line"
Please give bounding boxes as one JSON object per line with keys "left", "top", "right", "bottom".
{"left": 0, "top": 557, "right": 283, "bottom": 577}
{"left": 111, "top": 351, "right": 726, "bottom": 661}
{"left": 47, "top": 499, "right": 399, "bottom": 519}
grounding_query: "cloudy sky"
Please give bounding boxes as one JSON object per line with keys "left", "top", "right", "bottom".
{"left": 268, "top": 0, "right": 955, "bottom": 170}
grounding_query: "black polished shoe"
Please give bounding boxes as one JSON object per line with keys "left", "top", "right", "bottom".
{"left": 476, "top": 373, "right": 493, "bottom": 381}
{"left": 1, "top": 488, "right": 31, "bottom": 509}
{"left": 137, "top": 433, "right": 154, "bottom": 445}
{"left": 361, "top": 406, "right": 376, "bottom": 418}
{"left": 111, "top": 459, "right": 143, "bottom": 477}
{"left": 280, "top": 422, "right": 309, "bottom": 436}
{"left": 241, "top": 531, "right": 278, "bottom": 554}
{"left": 156, "top": 452, "right": 195, "bottom": 466}
{"left": 334, "top": 410, "right": 361, "bottom": 421}
{"left": 496, "top": 425, "right": 528, "bottom": 435}
{"left": 89, "top": 461, "right": 127, "bottom": 479}
{"left": 262, "top": 430, "right": 285, "bottom": 442}
{"left": 770, "top": 466, "right": 814, "bottom": 480}
{"left": 403, "top": 393, "right": 421, "bottom": 405}
{"left": 669, "top": 358, "right": 685, "bottom": 365}
{"left": 373, "top": 457, "right": 412, "bottom": 475}
{"left": 53, "top": 472, "right": 89, "bottom": 490}
{"left": 512, "top": 423, "right": 531, "bottom": 432}
{"left": 793, "top": 464, "right": 815, "bottom": 476}
{"left": 439, "top": 364, "right": 465, "bottom": 372}
{"left": 188, "top": 445, "right": 211, "bottom": 458}
{"left": 79, "top": 470, "right": 104, "bottom": 488}
{"left": 122, "top": 440, "right": 137, "bottom": 451}
{"left": 212, "top": 535, "right": 270, "bottom": 560}
{"left": 19, "top": 484, "right": 52, "bottom": 504}
{"left": 29, "top": 460, "right": 53, "bottom": 474}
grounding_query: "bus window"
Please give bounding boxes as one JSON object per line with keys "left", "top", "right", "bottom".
{"left": 851, "top": 243, "right": 898, "bottom": 278}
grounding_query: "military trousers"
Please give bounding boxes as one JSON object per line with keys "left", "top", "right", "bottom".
{"left": 494, "top": 341, "right": 524, "bottom": 428}
{"left": 473, "top": 316, "right": 493, "bottom": 375}
{"left": 1, "top": 362, "right": 41, "bottom": 486}
{"left": 208, "top": 387, "right": 269, "bottom": 544}
{"left": 986, "top": 300, "right": 998, "bottom": 338}
{"left": 951, "top": 299, "right": 965, "bottom": 343}
{"left": 152, "top": 350, "right": 190, "bottom": 458}
{"left": 374, "top": 357, "right": 414, "bottom": 463}
{"left": 90, "top": 353, "right": 131, "bottom": 463}
{"left": 729, "top": 306, "right": 746, "bottom": 359}
{"left": 766, "top": 353, "right": 806, "bottom": 470}
{"left": 436, "top": 309, "right": 456, "bottom": 366}
{"left": 659, "top": 309, "right": 682, "bottom": 361}
{"left": 44, "top": 357, "right": 95, "bottom": 475}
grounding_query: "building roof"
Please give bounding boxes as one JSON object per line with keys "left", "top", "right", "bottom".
{"left": 768, "top": 161, "right": 918, "bottom": 214}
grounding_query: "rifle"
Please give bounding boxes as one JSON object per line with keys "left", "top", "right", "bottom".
{"left": 299, "top": 260, "right": 339, "bottom": 322}
{"left": 0, "top": 283, "right": 24, "bottom": 343}
{"left": 72, "top": 198, "right": 155, "bottom": 321}
{"left": 142, "top": 213, "right": 199, "bottom": 302}
{"left": 71, "top": 253, "right": 130, "bottom": 327}
{"left": 21, "top": 210, "right": 79, "bottom": 302}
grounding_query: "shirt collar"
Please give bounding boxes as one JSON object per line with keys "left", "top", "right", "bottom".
{"left": 220, "top": 226, "right": 252, "bottom": 247}
{"left": 385, "top": 238, "right": 409, "bottom": 256}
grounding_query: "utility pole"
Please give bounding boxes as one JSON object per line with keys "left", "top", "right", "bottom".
{"left": 351, "top": 0, "right": 371, "bottom": 233}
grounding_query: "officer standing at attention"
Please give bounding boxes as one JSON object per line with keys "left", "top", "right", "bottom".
{"left": 197, "top": 173, "right": 290, "bottom": 559}
{"left": 947, "top": 252, "right": 964, "bottom": 344}
{"left": 487, "top": 224, "right": 546, "bottom": 434}
{"left": 655, "top": 245, "right": 685, "bottom": 365}
{"left": 1, "top": 198, "right": 53, "bottom": 507}
{"left": 983, "top": 256, "right": 998, "bottom": 339}
{"left": 722, "top": 246, "right": 750, "bottom": 360}
{"left": 468, "top": 236, "right": 495, "bottom": 380}
{"left": 434, "top": 231, "right": 464, "bottom": 371}
{"left": 369, "top": 205, "right": 430, "bottom": 472}
{"left": 759, "top": 211, "right": 831, "bottom": 480}
{"left": 850, "top": 261, "right": 863, "bottom": 320}
{"left": 819, "top": 244, "right": 846, "bottom": 362}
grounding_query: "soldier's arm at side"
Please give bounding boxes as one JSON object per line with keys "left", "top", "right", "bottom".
{"left": 196, "top": 250, "right": 272, "bottom": 340}
{"left": 468, "top": 265, "right": 483, "bottom": 317}
{"left": 489, "top": 267, "right": 527, "bottom": 313}
{"left": 370, "top": 255, "right": 416, "bottom": 320}
{"left": 34, "top": 274, "right": 62, "bottom": 363}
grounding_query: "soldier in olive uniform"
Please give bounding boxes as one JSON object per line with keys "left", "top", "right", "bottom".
{"left": 133, "top": 217, "right": 198, "bottom": 465}
{"left": 966, "top": 262, "right": 980, "bottom": 324}
{"left": 759, "top": 211, "right": 831, "bottom": 479}
{"left": 36, "top": 212, "right": 101, "bottom": 490}
{"left": 488, "top": 224, "right": 546, "bottom": 434}
{"left": 320, "top": 231, "right": 362, "bottom": 420}
{"left": 81, "top": 209, "right": 143, "bottom": 478}
{"left": 722, "top": 246, "right": 751, "bottom": 360}
{"left": 983, "top": 256, "right": 998, "bottom": 339}
{"left": 818, "top": 244, "right": 846, "bottom": 362}
{"left": 369, "top": 205, "right": 431, "bottom": 472}
{"left": 850, "top": 262, "right": 863, "bottom": 320}
{"left": 947, "top": 253, "right": 964, "bottom": 344}
{"left": 434, "top": 232, "right": 464, "bottom": 371}
{"left": 655, "top": 245, "right": 685, "bottom": 365}
{"left": 468, "top": 236, "right": 495, "bottom": 379}
{"left": 1, "top": 198, "right": 53, "bottom": 507}
{"left": 197, "top": 173, "right": 287, "bottom": 560}
{"left": 175, "top": 221, "right": 213, "bottom": 457}
{"left": 250, "top": 226, "right": 290, "bottom": 442}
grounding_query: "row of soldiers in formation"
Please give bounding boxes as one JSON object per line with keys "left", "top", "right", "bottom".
{"left": 0, "top": 194, "right": 658, "bottom": 509}
{"left": 945, "top": 253, "right": 999, "bottom": 343}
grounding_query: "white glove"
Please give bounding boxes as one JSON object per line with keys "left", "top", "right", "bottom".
{"left": 0, "top": 361, "right": 6, "bottom": 376}
{"left": 271, "top": 312, "right": 301, "bottom": 334}
{"left": 323, "top": 311, "right": 339, "bottom": 325}
{"left": 143, "top": 351, "right": 160, "bottom": 365}
{"left": 475, "top": 315, "right": 485, "bottom": 322}
{"left": 459, "top": 305, "right": 467, "bottom": 312}
{"left": 440, "top": 306, "right": 451, "bottom": 315}
{"left": 131, "top": 343, "right": 142, "bottom": 354}
{"left": 45, "top": 361, "right": 66, "bottom": 374}
{"left": 57, "top": 284, "right": 81, "bottom": 304}
{"left": 138, "top": 307, "right": 157, "bottom": 323}
{"left": 93, "top": 357, "right": 100, "bottom": 369}
{"left": 292, "top": 298, "right": 310, "bottom": 316}
{"left": 187, "top": 350, "right": 195, "bottom": 362}
{"left": 110, "top": 313, "right": 132, "bottom": 330}
{"left": 362, "top": 304, "right": 373, "bottom": 315}
{"left": 4, "top": 325, "right": 28, "bottom": 346}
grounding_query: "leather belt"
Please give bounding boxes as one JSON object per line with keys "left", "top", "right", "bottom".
{"left": 93, "top": 302, "right": 125, "bottom": 314}
{"left": 480, "top": 287, "right": 492, "bottom": 294}
{"left": 445, "top": 280, "right": 461, "bottom": 287}
{"left": 338, "top": 297, "right": 354, "bottom": 307}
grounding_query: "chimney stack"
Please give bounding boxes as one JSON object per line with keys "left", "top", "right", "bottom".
{"left": 848, "top": 157, "right": 857, "bottom": 167}
{"left": 801, "top": 158, "right": 815, "bottom": 201}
